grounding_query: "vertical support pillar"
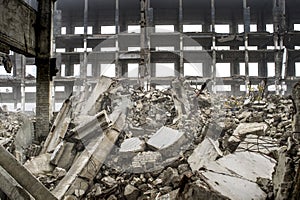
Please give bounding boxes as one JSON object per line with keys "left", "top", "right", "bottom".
{"left": 21, "top": 55, "right": 26, "bottom": 112}
{"left": 179, "top": 0, "right": 183, "bottom": 77}
{"left": 273, "top": 0, "right": 286, "bottom": 95}
{"left": 81, "top": 0, "right": 88, "bottom": 84}
{"left": 211, "top": 0, "right": 216, "bottom": 93}
{"left": 115, "top": 0, "right": 121, "bottom": 77}
{"left": 243, "top": 0, "right": 250, "bottom": 95}
{"left": 139, "top": 0, "right": 149, "bottom": 89}
{"left": 36, "top": 0, "right": 54, "bottom": 142}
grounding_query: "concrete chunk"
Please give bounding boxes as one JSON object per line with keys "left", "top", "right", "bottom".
{"left": 146, "top": 126, "right": 184, "bottom": 150}
{"left": 120, "top": 137, "right": 145, "bottom": 153}
{"left": 228, "top": 122, "right": 269, "bottom": 143}
{"left": 188, "top": 137, "right": 223, "bottom": 171}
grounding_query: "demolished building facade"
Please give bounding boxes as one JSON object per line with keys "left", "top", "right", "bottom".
{"left": 0, "top": 0, "right": 299, "bottom": 199}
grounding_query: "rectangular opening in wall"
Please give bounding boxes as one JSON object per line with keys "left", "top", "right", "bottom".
{"left": 239, "top": 63, "right": 258, "bottom": 76}
{"left": 183, "top": 25, "right": 202, "bottom": 33}
{"left": 25, "top": 65, "right": 36, "bottom": 77}
{"left": 101, "top": 47, "right": 117, "bottom": 52}
{"left": 87, "top": 48, "right": 93, "bottom": 52}
{"left": 0, "top": 65, "right": 13, "bottom": 76}
{"left": 25, "top": 103, "right": 36, "bottom": 112}
{"left": 294, "top": 24, "right": 300, "bottom": 31}
{"left": 267, "top": 46, "right": 275, "bottom": 50}
{"left": 100, "top": 64, "right": 116, "bottom": 77}
{"left": 155, "top": 46, "right": 175, "bottom": 51}
{"left": 184, "top": 63, "right": 203, "bottom": 77}
{"left": 88, "top": 26, "right": 93, "bottom": 34}
{"left": 55, "top": 103, "right": 63, "bottom": 112}
{"left": 240, "top": 63, "right": 246, "bottom": 75}
{"left": 128, "top": 47, "right": 141, "bottom": 51}
{"left": 295, "top": 62, "right": 300, "bottom": 76}
{"left": 239, "top": 46, "right": 258, "bottom": 50}
{"left": 183, "top": 46, "right": 203, "bottom": 51}
{"left": 61, "top": 64, "right": 65, "bottom": 77}
{"left": 87, "top": 64, "right": 92, "bottom": 76}
{"left": 75, "top": 27, "right": 84, "bottom": 34}
{"left": 240, "top": 85, "right": 258, "bottom": 91}
{"left": 0, "top": 103, "right": 14, "bottom": 111}
{"left": 61, "top": 27, "right": 66, "bottom": 35}
{"left": 295, "top": 46, "right": 300, "bottom": 50}
{"left": 155, "top": 25, "right": 175, "bottom": 33}
{"left": 128, "top": 25, "right": 141, "bottom": 33}
{"left": 216, "top": 63, "right": 231, "bottom": 77}
{"left": 0, "top": 87, "right": 13, "bottom": 93}
{"left": 238, "top": 24, "right": 257, "bottom": 33}
{"left": 214, "top": 24, "right": 230, "bottom": 33}
{"left": 213, "top": 46, "right": 230, "bottom": 50}
{"left": 155, "top": 63, "right": 175, "bottom": 77}
{"left": 55, "top": 86, "right": 65, "bottom": 92}
{"left": 73, "top": 64, "right": 80, "bottom": 77}
{"left": 25, "top": 87, "right": 36, "bottom": 93}
{"left": 128, "top": 63, "right": 139, "bottom": 77}
{"left": 74, "top": 48, "right": 85, "bottom": 52}
{"left": 267, "top": 63, "right": 275, "bottom": 77}
{"left": 101, "top": 26, "right": 116, "bottom": 34}
{"left": 266, "top": 24, "right": 273, "bottom": 33}
{"left": 9, "top": 51, "right": 14, "bottom": 55}
{"left": 56, "top": 48, "right": 66, "bottom": 53}
{"left": 249, "top": 63, "right": 258, "bottom": 76}
{"left": 215, "top": 85, "right": 231, "bottom": 92}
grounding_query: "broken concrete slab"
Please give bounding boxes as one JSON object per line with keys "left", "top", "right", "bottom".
{"left": 24, "top": 153, "right": 54, "bottom": 176}
{"left": 236, "top": 134, "right": 279, "bottom": 155}
{"left": 0, "top": 166, "right": 33, "bottom": 200}
{"left": 188, "top": 137, "right": 222, "bottom": 171}
{"left": 81, "top": 76, "right": 114, "bottom": 116}
{"left": 52, "top": 112, "right": 125, "bottom": 199}
{"left": 50, "top": 141, "right": 76, "bottom": 170}
{"left": 232, "top": 122, "right": 269, "bottom": 138}
{"left": 0, "top": 145, "right": 57, "bottom": 200}
{"left": 146, "top": 126, "right": 185, "bottom": 151}
{"left": 201, "top": 170, "right": 267, "bottom": 200}
{"left": 215, "top": 151, "right": 276, "bottom": 182}
{"left": 42, "top": 98, "right": 72, "bottom": 154}
{"left": 131, "top": 151, "right": 163, "bottom": 172}
{"left": 120, "top": 137, "right": 145, "bottom": 153}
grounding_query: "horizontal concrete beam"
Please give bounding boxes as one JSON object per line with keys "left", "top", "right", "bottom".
{"left": 0, "top": 0, "right": 36, "bottom": 56}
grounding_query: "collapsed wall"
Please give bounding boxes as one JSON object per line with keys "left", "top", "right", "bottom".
{"left": 2, "top": 76, "right": 299, "bottom": 199}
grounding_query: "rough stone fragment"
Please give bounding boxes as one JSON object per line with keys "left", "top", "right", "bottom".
{"left": 157, "top": 189, "right": 179, "bottom": 200}
{"left": 228, "top": 123, "right": 269, "bottom": 151}
{"left": 147, "top": 126, "right": 185, "bottom": 151}
{"left": 188, "top": 137, "right": 222, "bottom": 171}
{"left": 120, "top": 137, "right": 145, "bottom": 153}
{"left": 24, "top": 153, "right": 54, "bottom": 176}
{"left": 101, "top": 176, "right": 117, "bottom": 187}
{"left": 124, "top": 184, "right": 140, "bottom": 200}
{"left": 50, "top": 141, "right": 76, "bottom": 170}
{"left": 236, "top": 134, "right": 279, "bottom": 155}
{"left": 215, "top": 151, "right": 276, "bottom": 182}
{"left": 201, "top": 170, "right": 267, "bottom": 200}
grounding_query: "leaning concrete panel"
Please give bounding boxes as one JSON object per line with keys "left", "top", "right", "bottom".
{"left": 0, "top": 0, "right": 36, "bottom": 56}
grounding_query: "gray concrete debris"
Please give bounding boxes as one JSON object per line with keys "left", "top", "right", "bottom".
{"left": 188, "top": 137, "right": 223, "bottom": 171}
{"left": 120, "top": 137, "right": 145, "bottom": 153}
{"left": 146, "top": 126, "right": 185, "bottom": 151}
{"left": 24, "top": 153, "right": 54, "bottom": 176}
{"left": 236, "top": 134, "right": 279, "bottom": 155}
{"left": 124, "top": 184, "right": 140, "bottom": 200}
{"left": 131, "top": 151, "right": 162, "bottom": 171}
{"left": 50, "top": 141, "right": 76, "bottom": 170}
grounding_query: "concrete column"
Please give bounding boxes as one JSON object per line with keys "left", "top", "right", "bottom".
{"left": 179, "top": 0, "right": 183, "bottom": 77}
{"left": 36, "top": 0, "right": 54, "bottom": 142}
{"left": 115, "top": 0, "right": 121, "bottom": 78}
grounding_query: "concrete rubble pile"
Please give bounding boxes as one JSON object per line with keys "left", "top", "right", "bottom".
{"left": 5, "top": 76, "right": 298, "bottom": 199}
{"left": 0, "top": 108, "right": 37, "bottom": 163}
